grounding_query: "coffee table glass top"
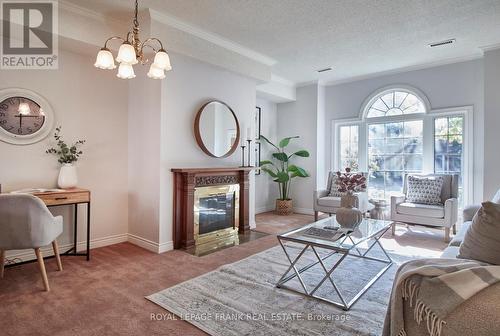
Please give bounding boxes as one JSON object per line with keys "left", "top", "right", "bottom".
{"left": 278, "top": 216, "right": 392, "bottom": 251}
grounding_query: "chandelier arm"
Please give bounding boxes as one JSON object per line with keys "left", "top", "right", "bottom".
{"left": 103, "top": 36, "right": 126, "bottom": 49}
{"left": 140, "top": 37, "right": 165, "bottom": 53}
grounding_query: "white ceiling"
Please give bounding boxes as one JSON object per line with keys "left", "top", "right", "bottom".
{"left": 64, "top": 0, "right": 500, "bottom": 85}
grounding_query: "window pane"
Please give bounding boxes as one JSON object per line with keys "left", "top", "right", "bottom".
{"left": 404, "top": 120, "right": 423, "bottom": 137}
{"left": 394, "top": 91, "right": 408, "bottom": 108}
{"left": 448, "top": 117, "right": 463, "bottom": 135}
{"left": 385, "top": 155, "right": 403, "bottom": 171}
{"left": 369, "top": 156, "right": 384, "bottom": 171}
{"left": 338, "top": 125, "right": 359, "bottom": 171}
{"left": 435, "top": 136, "right": 447, "bottom": 154}
{"left": 386, "top": 172, "right": 403, "bottom": 196}
{"left": 381, "top": 92, "right": 394, "bottom": 109}
{"left": 404, "top": 138, "right": 423, "bottom": 154}
{"left": 386, "top": 122, "right": 403, "bottom": 138}
{"left": 447, "top": 135, "right": 462, "bottom": 154}
{"left": 368, "top": 171, "right": 385, "bottom": 199}
{"left": 372, "top": 98, "right": 388, "bottom": 112}
{"left": 435, "top": 118, "right": 448, "bottom": 136}
{"left": 385, "top": 138, "right": 404, "bottom": 154}
{"left": 405, "top": 155, "right": 423, "bottom": 171}
{"left": 369, "top": 124, "right": 385, "bottom": 139}
{"left": 366, "top": 91, "right": 426, "bottom": 118}
{"left": 368, "top": 139, "right": 384, "bottom": 155}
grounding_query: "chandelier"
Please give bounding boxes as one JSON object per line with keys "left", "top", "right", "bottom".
{"left": 93, "top": 0, "right": 171, "bottom": 79}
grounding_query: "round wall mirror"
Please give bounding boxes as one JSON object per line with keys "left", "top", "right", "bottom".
{"left": 194, "top": 100, "right": 240, "bottom": 158}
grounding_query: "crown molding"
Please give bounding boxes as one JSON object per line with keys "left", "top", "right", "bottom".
{"left": 149, "top": 9, "right": 276, "bottom": 67}
{"left": 59, "top": 0, "right": 122, "bottom": 26}
{"left": 479, "top": 43, "right": 500, "bottom": 53}
{"left": 319, "top": 53, "right": 483, "bottom": 87}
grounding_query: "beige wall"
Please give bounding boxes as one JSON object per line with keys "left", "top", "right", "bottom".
{"left": 0, "top": 49, "right": 129, "bottom": 256}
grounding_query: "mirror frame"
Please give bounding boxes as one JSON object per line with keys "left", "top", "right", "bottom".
{"left": 194, "top": 100, "right": 240, "bottom": 158}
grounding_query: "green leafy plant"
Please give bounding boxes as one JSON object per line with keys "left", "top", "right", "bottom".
{"left": 46, "top": 126, "right": 85, "bottom": 164}
{"left": 259, "top": 135, "right": 310, "bottom": 200}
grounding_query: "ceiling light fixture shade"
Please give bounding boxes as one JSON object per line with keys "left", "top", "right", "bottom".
{"left": 116, "top": 42, "right": 138, "bottom": 65}
{"left": 18, "top": 102, "right": 31, "bottom": 115}
{"left": 117, "top": 63, "right": 136, "bottom": 79}
{"left": 147, "top": 63, "right": 166, "bottom": 79}
{"left": 152, "top": 49, "right": 171, "bottom": 70}
{"left": 94, "top": 0, "right": 171, "bottom": 80}
{"left": 94, "top": 48, "right": 116, "bottom": 69}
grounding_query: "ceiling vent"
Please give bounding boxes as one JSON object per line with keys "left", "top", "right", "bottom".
{"left": 317, "top": 67, "right": 332, "bottom": 73}
{"left": 429, "top": 39, "right": 456, "bottom": 48}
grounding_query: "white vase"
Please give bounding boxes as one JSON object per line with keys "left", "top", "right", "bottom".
{"left": 58, "top": 163, "right": 78, "bottom": 189}
{"left": 336, "top": 192, "right": 363, "bottom": 230}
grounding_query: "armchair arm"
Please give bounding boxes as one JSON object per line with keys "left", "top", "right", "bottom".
{"left": 391, "top": 195, "right": 406, "bottom": 218}
{"left": 462, "top": 204, "right": 481, "bottom": 222}
{"left": 443, "top": 198, "right": 458, "bottom": 228}
{"left": 313, "top": 189, "right": 329, "bottom": 205}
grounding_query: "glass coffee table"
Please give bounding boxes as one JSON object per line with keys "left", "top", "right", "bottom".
{"left": 276, "top": 216, "right": 393, "bottom": 310}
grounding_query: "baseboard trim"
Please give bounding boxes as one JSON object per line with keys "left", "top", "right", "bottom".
{"left": 293, "top": 207, "right": 314, "bottom": 215}
{"left": 127, "top": 234, "right": 174, "bottom": 254}
{"left": 4, "top": 233, "right": 129, "bottom": 263}
{"left": 256, "top": 205, "right": 275, "bottom": 214}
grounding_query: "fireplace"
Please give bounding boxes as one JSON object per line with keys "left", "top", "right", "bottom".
{"left": 194, "top": 184, "right": 239, "bottom": 247}
{"left": 171, "top": 167, "right": 252, "bottom": 251}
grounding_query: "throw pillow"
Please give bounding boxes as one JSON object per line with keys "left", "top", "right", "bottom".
{"left": 328, "top": 175, "right": 346, "bottom": 197}
{"left": 406, "top": 175, "right": 444, "bottom": 205}
{"left": 458, "top": 202, "right": 500, "bottom": 265}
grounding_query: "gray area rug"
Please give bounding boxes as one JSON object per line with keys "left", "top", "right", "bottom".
{"left": 147, "top": 244, "right": 413, "bottom": 336}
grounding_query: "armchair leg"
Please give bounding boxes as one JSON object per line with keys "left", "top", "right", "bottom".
{"left": 444, "top": 228, "right": 451, "bottom": 243}
{"left": 314, "top": 211, "right": 318, "bottom": 221}
{"left": 52, "top": 240, "right": 63, "bottom": 271}
{"left": 34, "top": 248, "right": 50, "bottom": 292}
{"left": 391, "top": 222, "right": 396, "bottom": 236}
{"left": 0, "top": 249, "right": 4, "bottom": 279}
{"left": 453, "top": 224, "right": 457, "bottom": 235}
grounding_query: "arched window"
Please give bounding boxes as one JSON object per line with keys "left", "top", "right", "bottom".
{"left": 335, "top": 85, "right": 469, "bottom": 204}
{"left": 364, "top": 88, "right": 428, "bottom": 118}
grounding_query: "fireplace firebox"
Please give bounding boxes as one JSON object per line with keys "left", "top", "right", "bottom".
{"left": 194, "top": 184, "right": 239, "bottom": 248}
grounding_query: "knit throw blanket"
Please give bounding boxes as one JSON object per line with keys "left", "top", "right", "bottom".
{"left": 383, "top": 258, "right": 500, "bottom": 336}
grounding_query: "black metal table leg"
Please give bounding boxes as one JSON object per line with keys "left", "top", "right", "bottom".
{"left": 86, "top": 202, "right": 91, "bottom": 261}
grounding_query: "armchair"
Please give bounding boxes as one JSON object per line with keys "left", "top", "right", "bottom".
{"left": 391, "top": 174, "right": 459, "bottom": 242}
{"left": 0, "top": 194, "right": 63, "bottom": 291}
{"left": 313, "top": 171, "right": 370, "bottom": 221}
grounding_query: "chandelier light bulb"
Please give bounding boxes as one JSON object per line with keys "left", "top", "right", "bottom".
{"left": 94, "top": 48, "right": 116, "bottom": 69}
{"left": 18, "top": 102, "right": 31, "bottom": 115}
{"left": 147, "top": 63, "right": 166, "bottom": 79}
{"left": 117, "top": 63, "right": 136, "bottom": 79}
{"left": 152, "top": 49, "right": 171, "bottom": 71}
{"left": 116, "top": 42, "right": 138, "bottom": 65}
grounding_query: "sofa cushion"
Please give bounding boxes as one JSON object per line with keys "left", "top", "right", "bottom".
{"left": 396, "top": 202, "right": 445, "bottom": 218}
{"left": 458, "top": 202, "right": 500, "bottom": 265}
{"left": 317, "top": 196, "right": 341, "bottom": 208}
{"left": 441, "top": 246, "right": 460, "bottom": 258}
{"left": 406, "top": 175, "right": 444, "bottom": 205}
{"left": 449, "top": 221, "right": 472, "bottom": 247}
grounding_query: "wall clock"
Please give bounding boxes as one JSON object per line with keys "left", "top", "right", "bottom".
{"left": 0, "top": 88, "right": 54, "bottom": 145}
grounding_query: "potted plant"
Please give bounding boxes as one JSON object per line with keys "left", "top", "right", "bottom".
{"left": 335, "top": 168, "right": 367, "bottom": 229}
{"left": 46, "top": 126, "right": 86, "bottom": 189}
{"left": 259, "top": 135, "right": 310, "bottom": 215}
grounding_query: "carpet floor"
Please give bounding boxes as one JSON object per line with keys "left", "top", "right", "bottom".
{"left": 0, "top": 213, "right": 447, "bottom": 336}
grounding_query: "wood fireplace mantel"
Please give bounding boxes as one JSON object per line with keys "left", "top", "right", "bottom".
{"left": 171, "top": 167, "right": 253, "bottom": 249}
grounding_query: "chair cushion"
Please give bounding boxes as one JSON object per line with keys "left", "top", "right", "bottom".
{"left": 406, "top": 175, "right": 444, "bottom": 205}
{"left": 458, "top": 202, "right": 500, "bottom": 265}
{"left": 449, "top": 221, "right": 472, "bottom": 247}
{"left": 396, "top": 202, "right": 445, "bottom": 218}
{"left": 317, "top": 196, "right": 341, "bottom": 208}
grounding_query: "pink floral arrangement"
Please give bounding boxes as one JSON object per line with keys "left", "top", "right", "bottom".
{"left": 335, "top": 168, "right": 367, "bottom": 193}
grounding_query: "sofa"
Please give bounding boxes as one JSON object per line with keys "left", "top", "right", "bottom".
{"left": 399, "top": 189, "right": 500, "bottom": 336}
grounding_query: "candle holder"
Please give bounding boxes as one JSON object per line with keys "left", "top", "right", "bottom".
{"left": 240, "top": 145, "right": 246, "bottom": 167}
{"left": 246, "top": 139, "right": 252, "bottom": 167}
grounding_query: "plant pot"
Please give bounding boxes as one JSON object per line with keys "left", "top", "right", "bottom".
{"left": 336, "top": 193, "right": 363, "bottom": 230}
{"left": 276, "top": 199, "right": 293, "bottom": 216}
{"left": 58, "top": 163, "right": 78, "bottom": 189}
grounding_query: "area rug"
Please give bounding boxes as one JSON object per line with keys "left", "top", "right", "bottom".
{"left": 147, "top": 244, "right": 413, "bottom": 336}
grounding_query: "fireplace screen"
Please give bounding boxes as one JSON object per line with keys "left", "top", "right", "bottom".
{"left": 194, "top": 184, "right": 240, "bottom": 246}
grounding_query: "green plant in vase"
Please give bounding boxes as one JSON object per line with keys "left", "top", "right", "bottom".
{"left": 259, "top": 135, "right": 310, "bottom": 215}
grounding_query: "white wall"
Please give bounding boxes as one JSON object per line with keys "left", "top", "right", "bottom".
{"left": 0, "top": 49, "right": 129, "bottom": 256}
{"left": 324, "top": 60, "right": 485, "bottom": 202}
{"left": 483, "top": 49, "right": 500, "bottom": 200}
{"left": 255, "top": 98, "right": 279, "bottom": 213}
{"left": 276, "top": 85, "right": 319, "bottom": 213}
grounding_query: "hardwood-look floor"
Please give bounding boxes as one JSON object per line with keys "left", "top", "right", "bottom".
{"left": 0, "top": 212, "right": 447, "bottom": 336}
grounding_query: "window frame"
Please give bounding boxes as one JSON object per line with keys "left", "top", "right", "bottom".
{"left": 331, "top": 86, "right": 473, "bottom": 205}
